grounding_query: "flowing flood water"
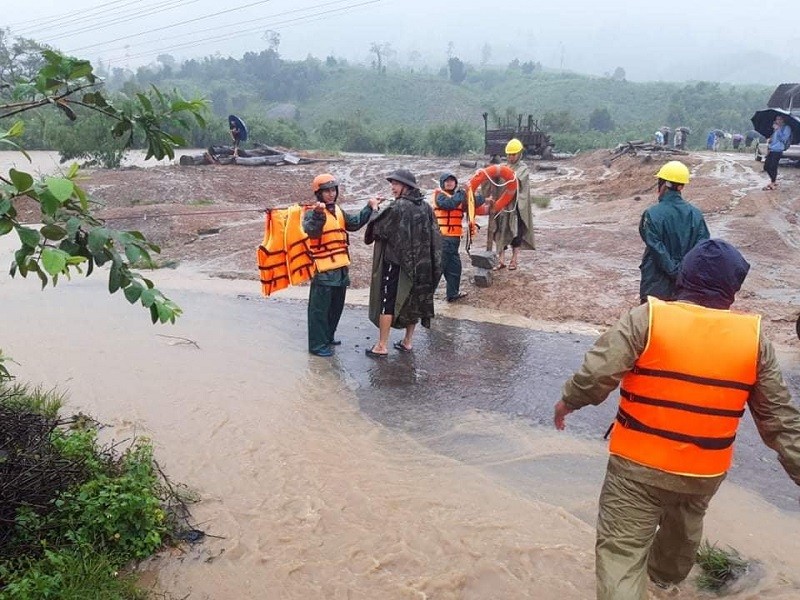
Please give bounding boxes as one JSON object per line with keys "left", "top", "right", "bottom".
{"left": 2, "top": 256, "right": 799, "bottom": 600}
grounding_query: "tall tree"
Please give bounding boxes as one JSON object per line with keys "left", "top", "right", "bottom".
{"left": 448, "top": 57, "right": 467, "bottom": 85}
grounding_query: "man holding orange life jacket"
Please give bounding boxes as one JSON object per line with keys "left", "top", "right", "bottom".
{"left": 553, "top": 239, "right": 800, "bottom": 600}
{"left": 302, "top": 173, "right": 379, "bottom": 357}
{"left": 431, "top": 172, "right": 486, "bottom": 302}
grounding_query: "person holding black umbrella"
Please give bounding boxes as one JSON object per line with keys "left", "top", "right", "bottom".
{"left": 762, "top": 114, "right": 792, "bottom": 191}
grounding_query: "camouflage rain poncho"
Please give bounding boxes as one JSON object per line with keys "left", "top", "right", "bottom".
{"left": 365, "top": 189, "right": 442, "bottom": 329}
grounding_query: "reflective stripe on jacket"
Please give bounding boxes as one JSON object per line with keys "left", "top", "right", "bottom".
{"left": 257, "top": 209, "right": 291, "bottom": 296}
{"left": 431, "top": 189, "right": 464, "bottom": 237}
{"left": 308, "top": 206, "right": 350, "bottom": 273}
{"left": 610, "top": 297, "right": 760, "bottom": 477}
{"left": 285, "top": 205, "right": 318, "bottom": 285}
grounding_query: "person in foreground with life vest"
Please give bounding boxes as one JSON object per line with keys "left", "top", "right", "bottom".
{"left": 431, "top": 172, "right": 486, "bottom": 302}
{"left": 492, "top": 138, "right": 534, "bottom": 271}
{"left": 639, "top": 160, "right": 709, "bottom": 304}
{"left": 302, "top": 173, "right": 380, "bottom": 357}
{"left": 553, "top": 239, "right": 800, "bottom": 600}
{"left": 364, "top": 169, "right": 441, "bottom": 357}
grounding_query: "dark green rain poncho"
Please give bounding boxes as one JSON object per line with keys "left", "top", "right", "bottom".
{"left": 638, "top": 189, "right": 709, "bottom": 302}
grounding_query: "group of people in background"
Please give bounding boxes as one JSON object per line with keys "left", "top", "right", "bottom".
{"left": 295, "top": 140, "right": 800, "bottom": 599}
{"left": 653, "top": 126, "right": 689, "bottom": 149}
{"left": 301, "top": 137, "right": 536, "bottom": 358}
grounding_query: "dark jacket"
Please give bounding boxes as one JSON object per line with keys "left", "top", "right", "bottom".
{"left": 639, "top": 189, "right": 709, "bottom": 301}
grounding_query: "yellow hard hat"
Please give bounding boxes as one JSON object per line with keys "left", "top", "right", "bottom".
{"left": 655, "top": 161, "right": 690, "bottom": 185}
{"left": 505, "top": 138, "right": 524, "bottom": 155}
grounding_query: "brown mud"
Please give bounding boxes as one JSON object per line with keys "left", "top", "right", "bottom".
{"left": 82, "top": 149, "right": 800, "bottom": 347}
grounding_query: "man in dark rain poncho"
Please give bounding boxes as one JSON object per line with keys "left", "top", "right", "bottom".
{"left": 364, "top": 169, "right": 442, "bottom": 357}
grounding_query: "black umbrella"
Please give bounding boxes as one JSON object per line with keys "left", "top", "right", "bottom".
{"left": 228, "top": 114, "right": 248, "bottom": 142}
{"left": 750, "top": 108, "right": 800, "bottom": 144}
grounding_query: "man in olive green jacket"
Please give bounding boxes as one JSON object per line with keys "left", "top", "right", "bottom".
{"left": 554, "top": 239, "right": 800, "bottom": 600}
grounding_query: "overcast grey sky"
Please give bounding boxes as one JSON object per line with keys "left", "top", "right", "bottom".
{"left": 5, "top": 0, "right": 800, "bottom": 83}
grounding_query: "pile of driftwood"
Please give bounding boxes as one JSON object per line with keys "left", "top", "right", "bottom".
{"left": 179, "top": 143, "right": 340, "bottom": 167}
{"left": 603, "top": 140, "right": 688, "bottom": 168}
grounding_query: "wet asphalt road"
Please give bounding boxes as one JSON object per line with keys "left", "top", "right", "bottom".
{"left": 264, "top": 297, "right": 800, "bottom": 515}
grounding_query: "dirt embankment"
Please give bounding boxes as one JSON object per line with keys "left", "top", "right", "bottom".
{"left": 80, "top": 149, "right": 800, "bottom": 346}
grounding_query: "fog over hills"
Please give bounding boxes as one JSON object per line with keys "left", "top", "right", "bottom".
{"left": 7, "top": 0, "right": 800, "bottom": 85}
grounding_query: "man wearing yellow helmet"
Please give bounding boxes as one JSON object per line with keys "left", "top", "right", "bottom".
{"left": 638, "top": 160, "right": 709, "bottom": 303}
{"left": 492, "top": 138, "right": 534, "bottom": 270}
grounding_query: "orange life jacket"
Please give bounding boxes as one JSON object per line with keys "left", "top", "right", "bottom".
{"left": 256, "top": 210, "right": 291, "bottom": 297}
{"left": 610, "top": 297, "right": 760, "bottom": 477}
{"left": 431, "top": 189, "right": 465, "bottom": 237}
{"left": 308, "top": 206, "right": 351, "bottom": 273}
{"left": 285, "top": 205, "right": 317, "bottom": 285}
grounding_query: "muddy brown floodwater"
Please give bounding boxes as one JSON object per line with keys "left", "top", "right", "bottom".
{"left": 2, "top": 149, "right": 800, "bottom": 599}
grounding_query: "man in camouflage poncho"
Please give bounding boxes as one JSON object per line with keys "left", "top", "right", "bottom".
{"left": 364, "top": 169, "right": 442, "bottom": 357}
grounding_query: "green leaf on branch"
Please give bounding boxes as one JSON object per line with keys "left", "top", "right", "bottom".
{"left": 41, "top": 224, "right": 67, "bottom": 240}
{"left": 124, "top": 244, "right": 142, "bottom": 264}
{"left": 136, "top": 93, "right": 153, "bottom": 113}
{"left": 9, "top": 169, "right": 34, "bottom": 193}
{"left": 140, "top": 289, "right": 156, "bottom": 308}
{"left": 17, "top": 226, "right": 40, "bottom": 248}
{"left": 124, "top": 282, "right": 144, "bottom": 304}
{"left": 0, "top": 198, "right": 11, "bottom": 215}
{"left": 108, "top": 262, "right": 123, "bottom": 293}
{"left": 41, "top": 247, "right": 68, "bottom": 276}
{"left": 39, "top": 190, "right": 61, "bottom": 216}
{"left": 87, "top": 228, "right": 110, "bottom": 255}
{"left": 0, "top": 218, "right": 13, "bottom": 236}
{"left": 45, "top": 177, "right": 75, "bottom": 202}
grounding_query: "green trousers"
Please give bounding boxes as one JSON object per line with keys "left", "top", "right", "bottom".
{"left": 307, "top": 282, "right": 346, "bottom": 353}
{"left": 595, "top": 466, "right": 716, "bottom": 600}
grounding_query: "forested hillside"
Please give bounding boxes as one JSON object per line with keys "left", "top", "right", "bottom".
{"left": 2, "top": 33, "right": 774, "bottom": 163}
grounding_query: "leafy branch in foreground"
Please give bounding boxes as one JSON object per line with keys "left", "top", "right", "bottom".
{"left": 0, "top": 48, "right": 208, "bottom": 381}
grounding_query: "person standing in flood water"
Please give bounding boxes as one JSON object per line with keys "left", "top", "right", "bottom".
{"left": 302, "top": 173, "right": 379, "bottom": 357}
{"left": 638, "top": 160, "right": 709, "bottom": 303}
{"left": 553, "top": 239, "right": 800, "bottom": 600}
{"left": 364, "top": 169, "right": 441, "bottom": 357}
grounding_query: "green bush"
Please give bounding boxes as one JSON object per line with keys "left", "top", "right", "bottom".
{"left": 425, "top": 123, "right": 481, "bottom": 156}
{"left": 385, "top": 126, "right": 422, "bottom": 155}
{"left": 0, "top": 386, "right": 179, "bottom": 599}
{"left": 48, "top": 109, "right": 130, "bottom": 168}
{"left": 315, "top": 118, "right": 384, "bottom": 153}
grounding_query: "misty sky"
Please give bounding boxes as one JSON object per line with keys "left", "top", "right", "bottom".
{"left": 5, "top": 0, "right": 800, "bottom": 84}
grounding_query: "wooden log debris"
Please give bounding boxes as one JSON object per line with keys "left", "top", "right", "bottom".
{"left": 179, "top": 144, "right": 344, "bottom": 167}
{"left": 602, "top": 141, "right": 689, "bottom": 168}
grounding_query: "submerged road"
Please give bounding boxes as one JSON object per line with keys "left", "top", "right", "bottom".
{"left": 276, "top": 297, "right": 800, "bottom": 516}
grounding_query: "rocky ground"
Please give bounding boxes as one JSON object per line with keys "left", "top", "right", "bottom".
{"left": 82, "top": 148, "right": 800, "bottom": 347}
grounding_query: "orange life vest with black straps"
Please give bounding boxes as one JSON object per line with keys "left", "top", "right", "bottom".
{"left": 308, "top": 206, "right": 350, "bottom": 273}
{"left": 610, "top": 297, "right": 760, "bottom": 477}
{"left": 256, "top": 209, "right": 291, "bottom": 296}
{"left": 285, "top": 205, "right": 317, "bottom": 285}
{"left": 431, "top": 189, "right": 464, "bottom": 237}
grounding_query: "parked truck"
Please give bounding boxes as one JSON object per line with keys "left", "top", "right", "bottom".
{"left": 483, "top": 112, "right": 554, "bottom": 160}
